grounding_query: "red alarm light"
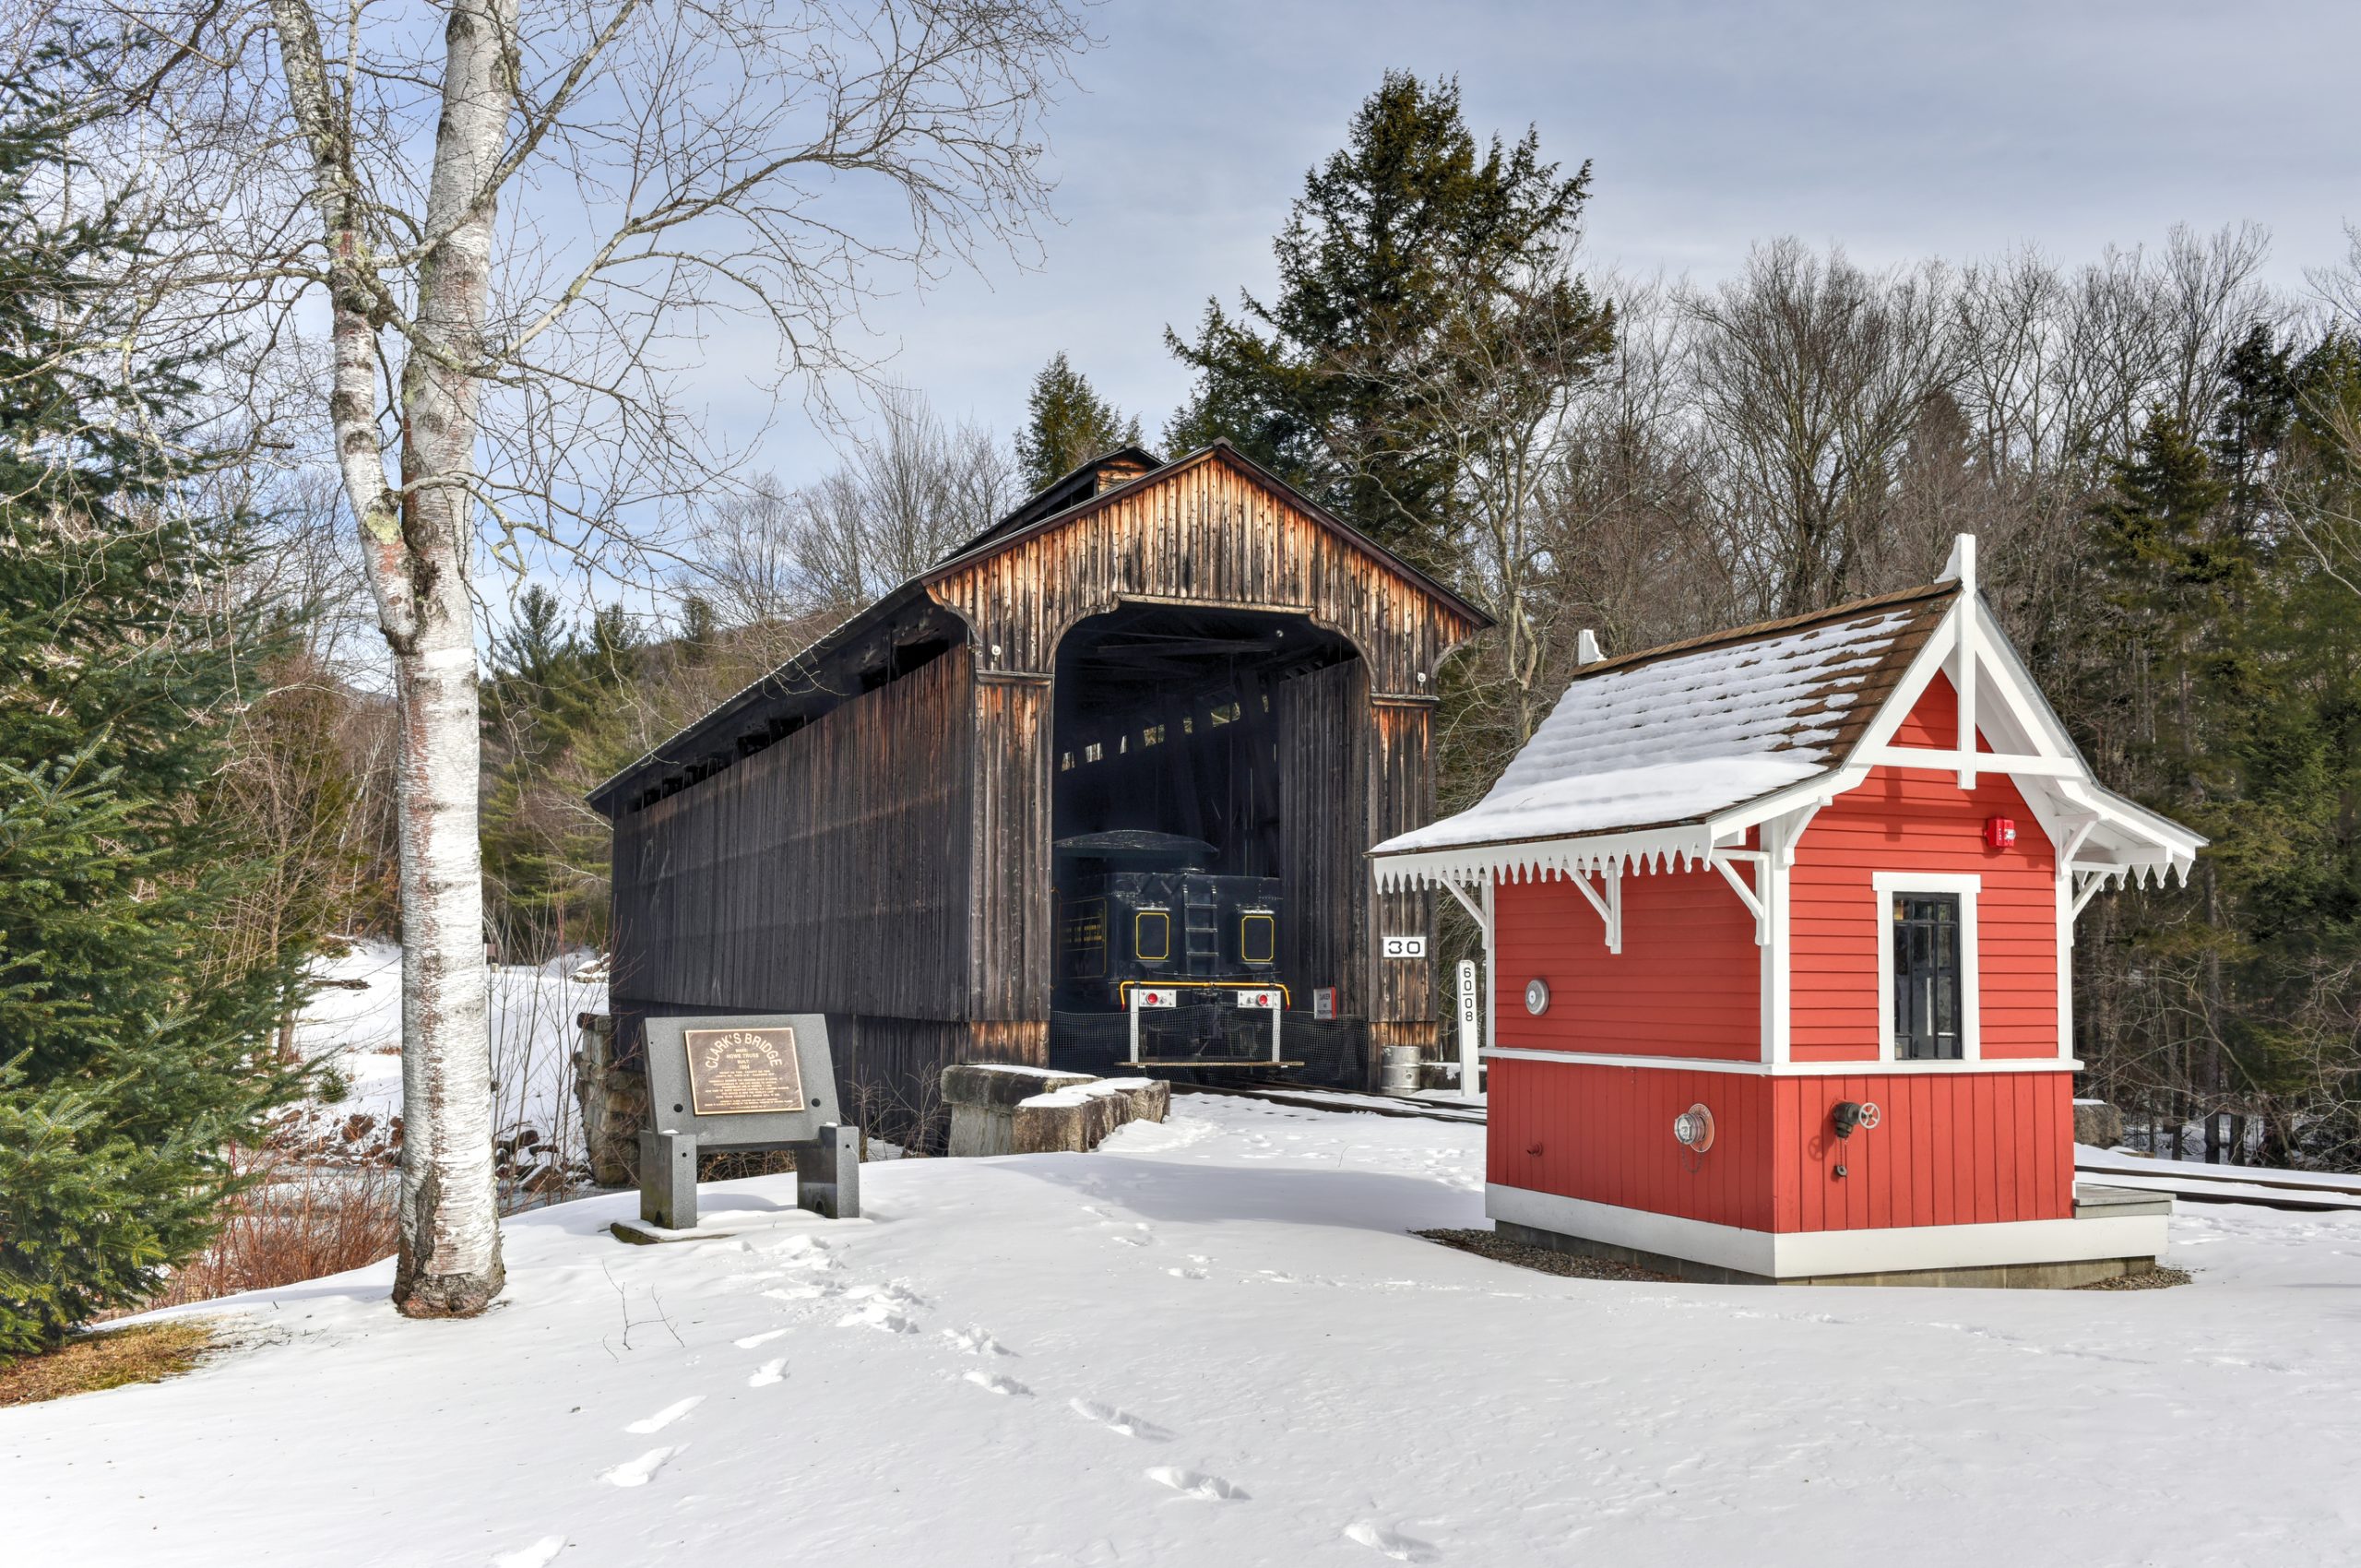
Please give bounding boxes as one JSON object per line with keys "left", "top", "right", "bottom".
{"left": 1984, "top": 815, "right": 2017, "bottom": 849}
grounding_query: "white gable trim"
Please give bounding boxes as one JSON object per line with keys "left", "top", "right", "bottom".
{"left": 1705, "top": 593, "right": 2200, "bottom": 890}
{"left": 1371, "top": 553, "right": 2201, "bottom": 908}
{"left": 1371, "top": 823, "right": 1719, "bottom": 895}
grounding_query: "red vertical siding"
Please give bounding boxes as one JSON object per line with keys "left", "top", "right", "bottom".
{"left": 1763, "top": 1068, "right": 2073, "bottom": 1229}
{"left": 1489, "top": 1057, "right": 1774, "bottom": 1230}
{"left": 1493, "top": 1060, "right": 2074, "bottom": 1233}
{"left": 1492, "top": 865, "right": 1760, "bottom": 1061}
{"left": 1789, "top": 673, "right": 2059, "bottom": 1063}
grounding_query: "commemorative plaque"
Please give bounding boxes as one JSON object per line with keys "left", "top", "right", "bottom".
{"left": 629, "top": 1013, "right": 857, "bottom": 1232}
{"left": 683, "top": 1026, "right": 806, "bottom": 1116}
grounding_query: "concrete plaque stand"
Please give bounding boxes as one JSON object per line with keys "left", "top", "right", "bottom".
{"left": 631, "top": 1013, "right": 859, "bottom": 1232}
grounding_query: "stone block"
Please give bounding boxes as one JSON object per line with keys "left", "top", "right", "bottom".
{"left": 943, "top": 1066, "right": 1169, "bottom": 1157}
{"left": 2073, "top": 1099, "right": 2125, "bottom": 1149}
{"left": 943, "top": 1063, "right": 1100, "bottom": 1157}
{"left": 575, "top": 1014, "right": 647, "bottom": 1189}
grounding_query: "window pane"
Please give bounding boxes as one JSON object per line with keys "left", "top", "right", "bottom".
{"left": 1892, "top": 891, "right": 1964, "bottom": 1061}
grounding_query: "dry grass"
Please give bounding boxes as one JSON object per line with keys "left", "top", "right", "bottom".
{"left": 0, "top": 1321, "right": 219, "bottom": 1408}
{"left": 138, "top": 1151, "right": 400, "bottom": 1310}
{"left": 2077, "top": 1264, "right": 2193, "bottom": 1291}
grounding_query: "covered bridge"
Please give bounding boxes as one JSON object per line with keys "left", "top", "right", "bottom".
{"left": 588, "top": 443, "right": 1490, "bottom": 1123}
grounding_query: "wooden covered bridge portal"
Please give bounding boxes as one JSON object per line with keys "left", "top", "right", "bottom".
{"left": 589, "top": 444, "right": 1489, "bottom": 1128}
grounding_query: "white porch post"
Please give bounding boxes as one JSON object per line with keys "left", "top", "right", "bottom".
{"left": 1482, "top": 876, "right": 1497, "bottom": 1073}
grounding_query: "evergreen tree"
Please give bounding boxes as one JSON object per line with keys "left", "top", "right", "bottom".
{"left": 0, "top": 67, "right": 310, "bottom": 1358}
{"left": 1166, "top": 72, "right": 1600, "bottom": 564}
{"left": 481, "top": 588, "right": 641, "bottom": 957}
{"left": 2074, "top": 333, "right": 2361, "bottom": 1166}
{"left": 1014, "top": 352, "right": 1142, "bottom": 491}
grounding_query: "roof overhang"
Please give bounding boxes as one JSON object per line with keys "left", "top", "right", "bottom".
{"left": 1373, "top": 571, "right": 2204, "bottom": 895}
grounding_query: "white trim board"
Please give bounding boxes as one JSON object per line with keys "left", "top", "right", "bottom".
{"left": 1486, "top": 1184, "right": 2165, "bottom": 1279}
{"left": 1873, "top": 871, "right": 1980, "bottom": 1063}
{"left": 1481, "top": 1047, "right": 2079, "bottom": 1076}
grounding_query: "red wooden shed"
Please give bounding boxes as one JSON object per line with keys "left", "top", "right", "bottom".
{"left": 1372, "top": 537, "right": 2202, "bottom": 1286}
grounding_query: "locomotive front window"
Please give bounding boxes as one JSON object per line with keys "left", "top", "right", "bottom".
{"left": 1133, "top": 909, "right": 1170, "bottom": 962}
{"left": 1892, "top": 892, "right": 1963, "bottom": 1060}
{"left": 1240, "top": 911, "right": 1275, "bottom": 966}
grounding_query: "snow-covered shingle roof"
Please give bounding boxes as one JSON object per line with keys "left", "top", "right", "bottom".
{"left": 1377, "top": 583, "right": 1955, "bottom": 861}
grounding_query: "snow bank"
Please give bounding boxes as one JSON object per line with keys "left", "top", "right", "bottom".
{"left": 1018, "top": 1076, "right": 1161, "bottom": 1111}
{"left": 8, "top": 1097, "right": 2358, "bottom": 1565}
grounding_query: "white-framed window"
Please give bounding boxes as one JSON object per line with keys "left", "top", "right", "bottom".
{"left": 1871, "top": 872, "right": 1980, "bottom": 1062}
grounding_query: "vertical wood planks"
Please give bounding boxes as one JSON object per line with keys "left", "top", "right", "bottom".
{"left": 608, "top": 645, "right": 974, "bottom": 1024}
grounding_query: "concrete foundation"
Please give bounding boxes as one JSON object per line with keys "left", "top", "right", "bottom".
{"left": 1496, "top": 1184, "right": 2171, "bottom": 1289}
{"left": 1496, "top": 1220, "right": 2157, "bottom": 1289}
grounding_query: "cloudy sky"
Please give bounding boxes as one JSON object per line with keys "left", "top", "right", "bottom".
{"left": 734, "top": 0, "right": 2355, "bottom": 479}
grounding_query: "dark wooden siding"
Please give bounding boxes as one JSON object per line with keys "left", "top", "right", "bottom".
{"left": 610, "top": 644, "right": 974, "bottom": 1022}
{"left": 607, "top": 447, "right": 1481, "bottom": 1102}
{"left": 969, "top": 674, "right": 1053, "bottom": 1028}
{"left": 1275, "top": 659, "right": 1364, "bottom": 1008}
{"left": 1367, "top": 696, "right": 1439, "bottom": 1047}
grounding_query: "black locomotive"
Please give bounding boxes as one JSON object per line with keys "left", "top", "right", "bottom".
{"left": 1052, "top": 830, "right": 1281, "bottom": 1010}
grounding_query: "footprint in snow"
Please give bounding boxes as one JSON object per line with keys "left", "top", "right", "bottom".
{"left": 624, "top": 1396, "right": 703, "bottom": 1434}
{"left": 1345, "top": 1522, "right": 1440, "bottom": 1562}
{"left": 734, "top": 1328, "right": 789, "bottom": 1349}
{"left": 836, "top": 1300, "right": 919, "bottom": 1335}
{"left": 766, "top": 1234, "right": 831, "bottom": 1257}
{"left": 1165, "top": 1265, "right": 1207, "bottom": 1279}
{"left": 1145, "top": 1467, "right": 1247, "bottom": 1502}
{"left": 1072, "top": 1399, "right": 1172, "bottom": 1440}
{"left": 599, "top": 1446, "right": 682, "bottom": 1488}
{"left": 748, "top": 1359, "right": 788, "bottom": 1387}
{"left": 490, "top": 1536, "right": 567, "bottom": 1568}
{"left": 844, "top": 1281, "right": 928, "bottom": 1309}
{"left": 774, "top": 1247, "right": 840, "bottom": 1274}
{"left": 964, "top": 1370, "right": 1033, "bottom": 1396}
{"left": 942, "top": 1325, "right": 1014, "bottom": 1357}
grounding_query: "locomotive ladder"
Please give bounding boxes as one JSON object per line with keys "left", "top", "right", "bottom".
{"left": 1181, "top": 889, "right": 1221, "bottom": 975}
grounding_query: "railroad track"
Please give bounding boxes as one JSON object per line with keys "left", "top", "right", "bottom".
{"left": 1179, "top": 1082, "right": 2361, "bottom": 1211}
{"left": 1169, "top": 1080, "right": 1487, "bottom": 1125}
{"left": 2070, "top": 1152, "right": 2361, "bottom": 1213}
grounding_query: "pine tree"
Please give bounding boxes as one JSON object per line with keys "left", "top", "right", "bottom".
{"left": 0, "top": 66, "right": 309, "bottom": 1358}
{"left": 1166, "top": 72, "right": 1600, "bottom": 563}
{"left": 1014, "top": 352, "right": 1142, "bottom": 492}
{"left": 481, "top": 588, "right": 641, "bottom": 957}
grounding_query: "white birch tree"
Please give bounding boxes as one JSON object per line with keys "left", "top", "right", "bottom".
{"left": 73, "top": 0, "right": 1090, "bottom": 1315}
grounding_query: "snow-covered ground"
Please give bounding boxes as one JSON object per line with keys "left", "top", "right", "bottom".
{"left": 291, "top": 941, "right": 601, "bottom": 1170}
{"left": 9, "top": 1095, "right": 2360, "bottom": 1567}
